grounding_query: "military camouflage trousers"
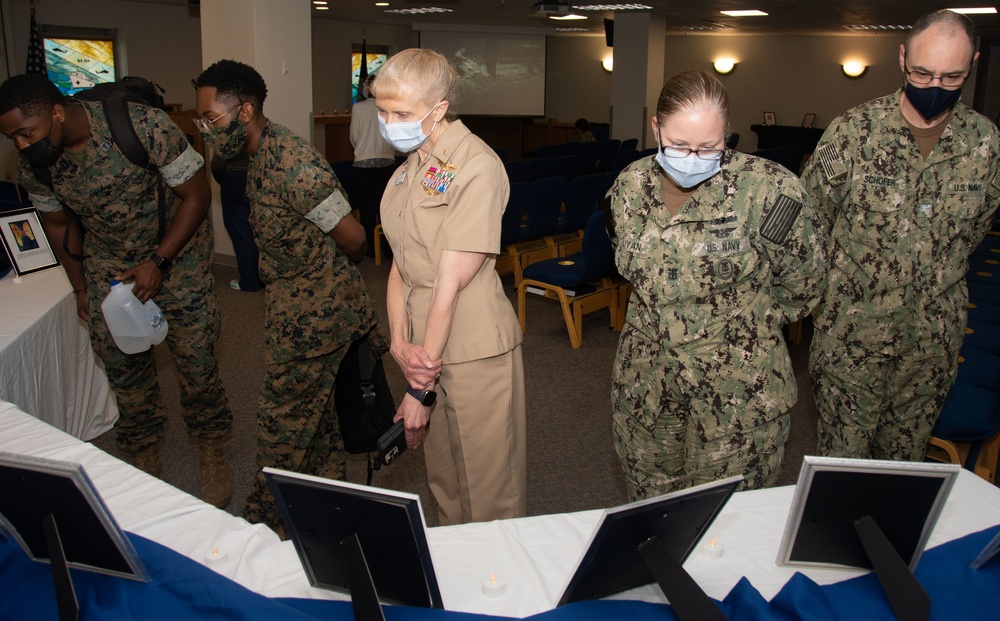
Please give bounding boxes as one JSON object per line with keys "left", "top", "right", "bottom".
{"left": 244, "top": 345, "right": 351, "bottom": 528}
{"left": 611, "top": 328, "right": 793, "bottom": 501}
{"left": 809, "top": 329, "right": 960, "bottom": 461}
{"left": 87, "top": 274, "right": 231, "bottom": 454}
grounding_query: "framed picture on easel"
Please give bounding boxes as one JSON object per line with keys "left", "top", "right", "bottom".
{"left": 763, "top": 111, "right": 777, "bottom": 125}
{"left": 0, "top": 207, "right": 59, "bottom": 276}
{"left": 801, "top": 113, "right": 816, "bottom": 128}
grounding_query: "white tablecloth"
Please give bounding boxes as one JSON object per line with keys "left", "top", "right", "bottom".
{"left": 0, "top": 269, "right": 117, "bottom": 440}
{"left": 1, "top": 400, "right": 998, "bottom": 618}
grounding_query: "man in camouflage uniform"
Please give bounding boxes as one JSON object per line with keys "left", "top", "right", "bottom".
{"left": 0, "top": 74, "right": 233, "bottom": 507}
{"left": 194, "top": 60, "right": 383, "bottom": 529}
{"left": 607, "top": 72, "right": 827, "bottom": 501}
{"left": 801, "top": 10, "right": 1000, "bottom": 460}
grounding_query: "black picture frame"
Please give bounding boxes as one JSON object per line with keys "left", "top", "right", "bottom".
{"left": 763, "top": 111, "right": 777, "bottom": 126}
{"left": 264, "top": 467, "right": 443, "bottom": 610}
{"left": 0, "top": 452, "right": 149, "bottom": 582}
{"left": 0, "top": 207, "right": 59, "bottom": 276}
{"left": 801, "top": 113, "right": 816, "bottom": 128}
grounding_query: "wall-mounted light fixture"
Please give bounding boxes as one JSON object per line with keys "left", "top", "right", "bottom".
{"left": 602, "top": 55, "right": 614, "bottom": 73}
{"left": 842, "top": 60, "right": 869, "bottom": 79}
{"left": 713, "top": 57, "right": 737, "bottom": 75}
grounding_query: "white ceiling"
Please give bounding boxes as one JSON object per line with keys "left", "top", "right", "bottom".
{"left": 307, "top": 1, "right": 1000, "bottom": 36}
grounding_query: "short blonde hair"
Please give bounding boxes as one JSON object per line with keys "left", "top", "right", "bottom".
{"left": 655, "top": 69, "right": 731, "bottom": 135}
{"left": 370, "top": 48, "right": 459, "bottom": 111}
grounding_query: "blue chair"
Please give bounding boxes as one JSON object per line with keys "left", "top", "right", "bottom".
{"left": 619, "top": 138, "right": 638, "bottom": 152}
{"left": 967, "top": 299, "right": 1000, "bottom": 327}
{"left": 955, "top": 345, "right": 1000, "bottom": 390}
{"left": 496, "top": 182, "right": 529, "bottom": 277}
{"left": 927, "top": 382, "right": 1000, "bottom": 483}
{"left": 575, "top": 141, "right": 602, "bottom": 176}
{"left": 329, "top": 160, "right": 359, "bottom": 208}
{"left": 508, "top": 177, "right": 568, "bottom": 285}
{"left": 553, "top": 174, "right": 610, "bottom": 257}
{"left": 968, "top": 279, "right": 1000, "bottom": 306}
{"left": 552, "top": 155, "right": 578, "bottom": 180}
{"left": 517, "top": 211, "right": 619, "bottom": 348}
{"left": 505, "top": 160, "right": 527, "bottom": 183}
{"left": 612, "top": 149, "right": 641, "bottom": 172}
{"left": 596, "top": 139, "right": 622, "bottom": 173}
{"left": 534, "top": 144, "right": 565, "bottom": 159}
{"left": 492, "top": 146, "right": 508, "bottom": 163}
{"left": 725, "top": 133, "right": 740, "bottom": 150}
{"left": 525, "top": 157, "right": 555, "bottom": 182}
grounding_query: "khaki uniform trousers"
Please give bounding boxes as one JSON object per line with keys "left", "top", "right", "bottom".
{"left": 424, "top": 345, "right": 527, "bottom": 525}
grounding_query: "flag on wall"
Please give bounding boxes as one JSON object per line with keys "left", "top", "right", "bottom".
{"left": 26, "top": 1, "right": 47, "bottom": 76}
{"left": 357, "top": 36, "right": 368, "bottom": 101}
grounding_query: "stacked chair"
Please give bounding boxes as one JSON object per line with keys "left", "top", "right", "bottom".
{"left": 925, "top": 230, "right": 1000, "bottom": 483}
{"left": 518, "top": 211, "right": 620, "bottom": 348}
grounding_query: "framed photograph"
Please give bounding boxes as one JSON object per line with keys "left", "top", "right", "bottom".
{"left": 802, "top": 113, "right": 816, "bottom": 128}
{"left": 763, "top": 111, "right": 777, "bottom": 126}
{"left": 0, "top": 207, "right": 59, "bottom": 276}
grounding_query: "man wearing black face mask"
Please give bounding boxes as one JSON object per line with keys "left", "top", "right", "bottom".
{"left": 801, "top": 10, "right": 1000, "bottom": 462}
{"left": 0, "top": 74, "right": 234, "bottom": 507}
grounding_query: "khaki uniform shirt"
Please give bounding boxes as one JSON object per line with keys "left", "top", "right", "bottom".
{"left": 380, "top": 120, "right": 521, "bottom": 364}
{"left": 801, "top": 91, "right": 1000, "bottom": 356}
{"left": 247, "top": 121, "right": 379, "bottom": 365}
{"left": 20, "top": 100, "right": 212, "bottom": 298}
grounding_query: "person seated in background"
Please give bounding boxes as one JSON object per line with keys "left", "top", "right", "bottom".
{"left": 606, "top": 69, "right": 828, "bottom": 500}
{"left": 194, "top": 60, "right": 385, "bottom": 532}
{"left": 209, "top": 151, "right": 262, "bottom": 292}
{"left": 572, "top": 117, "right": 596, "bottom": 143}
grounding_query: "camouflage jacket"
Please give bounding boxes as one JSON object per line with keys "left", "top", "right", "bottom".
{"left": 607, "top": 152, "right": 827, "bottom": 351}
{"left": 246, "top": 120, "right": 378, "bottom": 364}
{"left": 801, "top": 91, "right": 1000, "bottom": 355}
{"left": 20, "top": 100, "right": 212, "bottom": 299}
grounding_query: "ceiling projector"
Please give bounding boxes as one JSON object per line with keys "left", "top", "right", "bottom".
{"left": 533, "top": 1, "right": 573, "bottom": 16}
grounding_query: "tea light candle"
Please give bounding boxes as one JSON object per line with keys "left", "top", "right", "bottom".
{"left": 701, "top": 537, "right": 723, "bottom": 560}
{"left": 204, "top": 545, "right": 227, "bottom": 566}
{"left": 482, "top": 572, "right": 505, "bottom": 597}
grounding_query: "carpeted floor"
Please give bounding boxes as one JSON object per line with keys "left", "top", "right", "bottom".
{"left": 92, "top": 258, "right": 822, "bottom": 527}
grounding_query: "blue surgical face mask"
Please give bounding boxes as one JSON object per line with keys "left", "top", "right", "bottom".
{"left": 904, "top": 83, "right": 962, "bottom": 121}
{"left": 378, "top": 103, "right": 440, "bottom": 152}
{"left": 655, "top": 146, "right": 721, "bottom": 188}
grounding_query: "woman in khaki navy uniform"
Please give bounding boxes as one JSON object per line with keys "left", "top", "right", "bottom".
{"left": 606, "top": 70, "right": 828, "bottom": 500}
{"left": 373, "top": 49, "right": 526, "bottom": 526}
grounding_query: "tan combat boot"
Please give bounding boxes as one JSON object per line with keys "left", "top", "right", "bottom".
{"left": 199, "top": 438, "right": 232, "bottom": 509}
{"left": 132, "top": 444, "right": 162, "bottom": 477}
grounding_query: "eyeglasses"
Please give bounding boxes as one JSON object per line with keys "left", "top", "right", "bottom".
{"left": 903, "top": 55, "right": 972, "bottom": 88}
{"left": 660, "top": 145, "right": 725, "bottom": 160}
{"left": 193, "top": 101, "right": 243, "bottom": 131}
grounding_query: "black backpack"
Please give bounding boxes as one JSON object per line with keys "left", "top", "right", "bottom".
{"left": 30, "top": 76, "right": 170, "bottom": 261}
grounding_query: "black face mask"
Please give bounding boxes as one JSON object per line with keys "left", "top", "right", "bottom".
{"left": 904, "top": 83, "right": 963, "bottom": 121}
{"left": 20, "top": 135, "right": 64, "bottom": 168}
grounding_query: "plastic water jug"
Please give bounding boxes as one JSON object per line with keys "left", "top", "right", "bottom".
{"left": 101, "top": 280, "right": 169, "bottom": 354}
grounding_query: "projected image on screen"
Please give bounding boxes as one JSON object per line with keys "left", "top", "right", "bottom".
{"left": 421, "top": 31, "right": 546, "bottom": 117}
{"left": 44, "top": 38, "right": 116, "bottom": 97}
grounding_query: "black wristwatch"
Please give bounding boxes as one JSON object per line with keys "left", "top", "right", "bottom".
{"left": 406, "top": 387, "right": 437, "bottom": 407}
{"left": 150, "top": 253, "right": 172, "bottom": 273}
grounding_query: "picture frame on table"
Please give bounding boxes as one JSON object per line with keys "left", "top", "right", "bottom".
{"left": 801, "top": 113, "right": 816, "bottom": 128}
{"left": 0, "top": 207, "right": 59, "bottom": 277}
{"left": 763, "top": 111, "right": 777, "bottom": 126}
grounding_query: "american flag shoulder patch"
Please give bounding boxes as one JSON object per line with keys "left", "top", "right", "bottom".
{"left": 760, "top": 194, "right": 802, "bottom": 245}
{"left": 988, "top": 171, "right": 1000, "bottom": 201}
{"left": 817, "top": 143, "right": 848, "bottom": 186}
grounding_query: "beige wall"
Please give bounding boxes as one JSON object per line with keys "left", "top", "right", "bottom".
{"left": 545, "top": 35, "right": 613, "bottom": 126}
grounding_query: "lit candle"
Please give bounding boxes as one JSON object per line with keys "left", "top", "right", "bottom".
{"left": 482, "top": 572, "right": 506, "bottom": 597}
{"left": 204, "top": 545, "right": 227, "bottom": 567}
{"left": 701, "top": 537, "right": 723, "bottom": 560}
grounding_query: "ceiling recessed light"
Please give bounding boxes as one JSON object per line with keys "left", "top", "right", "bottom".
{"left": 554, "top": 27, "right": 591, "bottom": 32}
{"left": 948, "top": 7, "right": 998, "bottom": 14}
{"left": 720, "top": 10, "right": 768, "bottom": 17}
{"left": 549, "top": 13, "right": 588, "bottom": 20}
{"left": 315, "top": 5, "right": 329, "bottom": 9}
{"left": 574, "top": 4, "right": 653, "bottom": 10}
{"left": 313, "top": 1, "right": 328, "bottom": 5}
{"left": 384, "top": 6, "right": 453, "bottom": 13}
{"left": 375, "top": 1, "right": 389, "bottom": 5}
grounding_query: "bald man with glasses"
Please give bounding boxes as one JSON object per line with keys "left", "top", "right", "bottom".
{"left": 801, "top": 9, "right": 1000, "bottom": 461}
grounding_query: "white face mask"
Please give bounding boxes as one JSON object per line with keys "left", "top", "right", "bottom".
{"left": 378, "top": 103, "right": 440, "bottom": 152}
{"left": 655, "top": 148, "right": 722, "bottom": 188}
